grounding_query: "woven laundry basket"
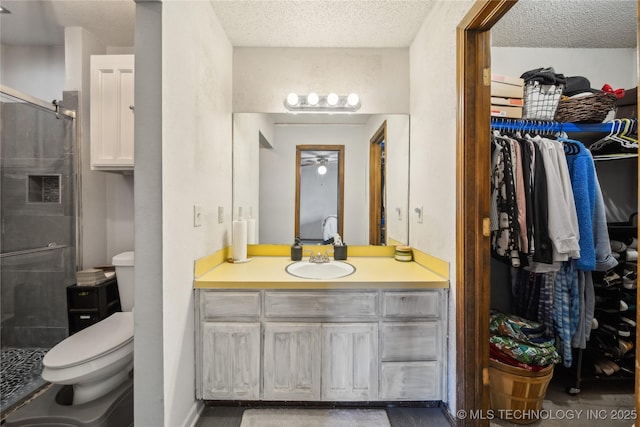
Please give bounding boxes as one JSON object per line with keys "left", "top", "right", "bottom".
{"left": 489, "top": 358, "right": 554, "bottom": 424}
{"left": 554, "top": 92, "right": 617, "bottom": 123}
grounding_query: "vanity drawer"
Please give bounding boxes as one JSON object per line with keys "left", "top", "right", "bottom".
{"left": 201, "top": 291, "right": 261, "bottom": 319}
{"left": 380, "top": 361, "right": 441, "bottom": 400}
{"left": 382, "top": 291, "right": 440, "bottom": 318}
{"left": 264, "top": 291, "right": 378, "bottom": 319}
{"left": 380, "top": 322, "right": 440, "bottom": 361}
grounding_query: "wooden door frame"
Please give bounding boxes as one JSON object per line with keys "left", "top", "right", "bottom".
{"left": 456, "top": 1, "right": 640, "bottom": 425}
{"left": 294, "top": 144, "right": 345, "bottom": 242}
{"left": 369, "top": 121, "right": 387, "bottom": 245}
{"left": 455, "top": 1, "right": 520, "bottom": 425}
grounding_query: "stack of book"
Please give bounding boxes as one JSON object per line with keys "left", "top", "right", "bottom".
{"left": 76, "top": 268, "right": 107, "bottom": 286}
{"left": 491, "top": 74, "right": 524, "bottom": 119}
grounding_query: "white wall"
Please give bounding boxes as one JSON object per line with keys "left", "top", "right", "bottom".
{"left": 233, "top": 113, "right": 275, "bottom": 241}
{"left": 161, "top": 2, "right": 233, "bottom": 425}
{"left": 233, "top": 47, "right": 409, "bottom": 114}
{"left": 260, "top": 124, "right": 368, "bottom": 245}
{"left": 65, "top": 28, "right": 136, "bottom": 267}
{"left": 409, "top": 0, "right": 476, "bottom": 415}
{"left": 0, "top": 44, "right": 65, "bottom": 102}
{"left": 492, "top": 47, "right": 638, "bottom": 90}
{"left": 63, "top": 27, "right": 111, "bottom": 269}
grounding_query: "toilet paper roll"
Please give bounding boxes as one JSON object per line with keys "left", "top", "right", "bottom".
{"left": 232, "top": 220, "right": 248, "bottom": 261}
{"left": 247, "top": 218, "right": 256, "bottom": 244}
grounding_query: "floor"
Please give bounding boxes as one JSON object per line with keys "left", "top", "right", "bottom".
{"left": 195, "top": 405, "right": 452, "bottom": 427}
{"left": 0, "top": 352, "right": 635, "bottom": 427}
{"left": 0, "top": 348, "right": 49, "bottom": 419}
{"left": 195, "top": 369, "right": 636, "bottom": 427}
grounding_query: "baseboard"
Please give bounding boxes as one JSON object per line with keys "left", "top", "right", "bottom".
{"left": 183, "top": 400, "right": 204, "bottom": 427}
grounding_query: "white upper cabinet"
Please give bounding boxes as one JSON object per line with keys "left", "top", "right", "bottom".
{"left": 90, "top": 55, "right": 135, "bottom": 172}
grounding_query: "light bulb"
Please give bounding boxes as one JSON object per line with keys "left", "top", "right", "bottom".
{"left": 286, "top": 93, "right": 299, "bottom": 106}
{"left": 347, "top": 93, "right": 359, "bottom": 106}
{"left": 327, "top": 93, "right": 339, "bottom": 106}
{"left": 317, "top": 165, "right": 327, "bottom": 175}
{"left": 307, "top": 92, "right": 319, "bottom": 106}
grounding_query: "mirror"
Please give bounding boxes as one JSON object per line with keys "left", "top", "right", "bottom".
{"left": 232, "top": 113, "right": 409, "bottom": 246}
{"left": 295, "top": 145, "right": 345, "bottom": 244}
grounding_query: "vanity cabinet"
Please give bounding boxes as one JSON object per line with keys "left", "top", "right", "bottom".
{"left": 379, "top": 291, "right": 444, "bottom": 400}
{"left": 200, "top": 322, "right": 260, "bottom": 400}
{"left": 196, "top": 288, "right": 446, "bottom": 402}
{"left": 263, "top": 323, "right": 321, "bottom": 400}
{"left": 321, "top": 323, "right": 378, "bottom": 400}
{"left": 90, "top": 54, "right": 135, "bottom": 172}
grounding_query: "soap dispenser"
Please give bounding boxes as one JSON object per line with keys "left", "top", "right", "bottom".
{"left": 291, "top": 237, "right": 302, "bottom": 261}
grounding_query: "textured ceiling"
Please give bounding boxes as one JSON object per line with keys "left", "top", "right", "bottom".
{"left": 0, "top": 0, "right": 636, "bottom": 49}
{"left": 0, "top": 0, "right": 135, "bottom": 46}
{"left": 209, "top": 1, "right": 435, "bottom": 47}
{"left": 492, "top": 0, "right": 637, "bottom": 48}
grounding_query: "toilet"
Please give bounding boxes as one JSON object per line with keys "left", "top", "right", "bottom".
{"left": 42, "top": 251, "right": 135, "bottom": 405}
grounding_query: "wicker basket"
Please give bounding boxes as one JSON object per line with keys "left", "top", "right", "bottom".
{"left": 554, "top": 92, "right": 617, "bottom": 123}
{"left": 489, "top": 358, "right": 554, "bottom": 424}
{"left": 522, "top": 81, "right": 563, "bottom": 121}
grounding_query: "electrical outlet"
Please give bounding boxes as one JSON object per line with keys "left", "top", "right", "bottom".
{"left": 218, "top": 206, "right": 224, "bottom": 224}
{"left": 193, "top": 205, "right": 202, "bottom": 227}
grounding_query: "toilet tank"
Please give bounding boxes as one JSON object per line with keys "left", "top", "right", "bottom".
{"left": 112, "top": 251, "right": 134, "bottom": 311}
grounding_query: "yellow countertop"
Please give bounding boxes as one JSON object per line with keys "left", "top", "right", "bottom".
{"left": 194, "top": 256, "right": 449, "bottom": 289}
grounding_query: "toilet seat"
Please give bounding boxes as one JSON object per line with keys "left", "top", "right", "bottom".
{"left": 44, "top": 312, "right": 133, "bottom": 369}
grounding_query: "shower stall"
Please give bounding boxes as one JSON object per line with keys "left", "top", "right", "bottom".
{"left": 0, "top": 86, "right": 78, "bottom": 414}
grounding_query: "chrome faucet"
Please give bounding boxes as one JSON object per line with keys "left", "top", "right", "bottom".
{"left": 306, "top": 250, "right": 330, "bottom": 263}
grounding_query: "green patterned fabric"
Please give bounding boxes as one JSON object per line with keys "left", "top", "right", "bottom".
{"left": 489, "top": 311, "right": 549, "bottom": 345}
{"left": 489, "top": 335, "right": 561, "bottom": 366}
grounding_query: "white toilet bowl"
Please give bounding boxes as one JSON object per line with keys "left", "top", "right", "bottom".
{"left": 42, "top": 312, "right": 133, "bottom": 404}
{"left": 42, "top": 251, "right": 135, "bottom": 405}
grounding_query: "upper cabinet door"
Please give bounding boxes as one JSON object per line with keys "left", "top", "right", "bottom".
{"left": 90, "top": 55, "right": 135, "bottom": 172}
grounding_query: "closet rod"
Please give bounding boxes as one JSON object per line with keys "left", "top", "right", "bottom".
{"left": 490, "top": 118, "right": 634, "bottom": 134}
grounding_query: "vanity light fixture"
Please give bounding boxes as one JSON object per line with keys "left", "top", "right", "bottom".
{"left": 307, "top": 92, "right": 319, "bottom": 106}
{"left": 284, "top": 92, "right": 361, "bottom": 112}
{"left": 286, "top": 92, "right": 299, "bottom": 107}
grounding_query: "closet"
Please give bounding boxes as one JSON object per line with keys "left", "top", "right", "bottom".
{"left": 485, "top": 10, "right": 638, "bottom": 422}
{"left": 489, "top": 117, "right": 637, "bottom": 396}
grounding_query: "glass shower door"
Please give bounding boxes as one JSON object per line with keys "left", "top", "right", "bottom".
{"left": 0, "top": 87, "right": 77, "bottom": 413}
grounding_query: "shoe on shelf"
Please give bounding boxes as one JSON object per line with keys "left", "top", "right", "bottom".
{"left": 618, "top": 322, "right": 631, "bottom": 337}
{"left": 620, "top": 316, "right": 636, "bottom": 328}
{"left": 619, "top": 300, "right": 629, "bottom": 312}
{"left": 619, "top": 339, "right": 634, "bottom": 355}
{"left": 623, "top": 271, "right": 637, "bottom": 290}
{"left": 626, "top": 237, "right": 638, "bottom": 250}
{"left": 610, "top": 240, "right": 628, "bottom": 253}
{"left": 591, "top": 317, "right": 599, "bottom": 330}
{"left": 627, "top": 249, "right": 638, "bottom": 262}
{"left": 603, "top": 271, "right": 622, "bottom": 287}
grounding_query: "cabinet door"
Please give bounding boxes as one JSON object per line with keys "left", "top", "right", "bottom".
{"left": 201, "top": 322, "right": 260, "bottom": 400}
{"left": 90, "top": 54, "right": 135, "bottom": 171}
{"left": 321, "top": 323, "right": 378, "bottom": 401}
{"left": 263, "top": 323, "right": 321, "bottom": 400}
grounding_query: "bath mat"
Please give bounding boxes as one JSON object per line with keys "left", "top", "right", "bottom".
{"left": 240, "top": 408, "right": 391, "bottom": 427}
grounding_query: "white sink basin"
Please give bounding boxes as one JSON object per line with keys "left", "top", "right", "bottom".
{"left": 285, "top": 261, "right": 355, "bottom": 280}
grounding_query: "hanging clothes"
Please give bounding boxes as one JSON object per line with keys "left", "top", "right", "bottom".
{"left": 490, "top": 123, "right": 614, "bottom": 368}
{"left": 490, "top": 133, "right": 521, "bottom": 267}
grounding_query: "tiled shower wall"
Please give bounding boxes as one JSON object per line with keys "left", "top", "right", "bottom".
{"left": 0, "top": 91, "right": 77, "bottom": 348}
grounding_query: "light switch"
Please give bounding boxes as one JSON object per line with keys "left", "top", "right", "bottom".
{"left": 194, "top": 205, "right": 202, "bottom": 227}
